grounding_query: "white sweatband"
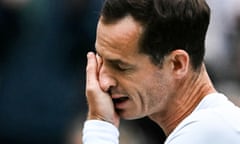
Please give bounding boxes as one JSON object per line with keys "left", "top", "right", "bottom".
{"left": 82, "top": 120, "right": 119, "bottom": 144}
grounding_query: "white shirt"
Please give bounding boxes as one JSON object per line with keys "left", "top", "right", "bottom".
{"left": 165, "top": 93, "right": 240, "bottom": 144}
{"left": 82, "top": 120, "right": 119, "bottom": 144}
{"left": 82, "top": 93, "right": 240, "bottom": 144}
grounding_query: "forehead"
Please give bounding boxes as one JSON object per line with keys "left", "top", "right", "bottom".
{"left": 95, "top": 16, "right": 143, "bottom": 57}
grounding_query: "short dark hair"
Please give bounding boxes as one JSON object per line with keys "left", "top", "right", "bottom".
{"left": 100, "top": 0, "right": 210, "bottom": 70}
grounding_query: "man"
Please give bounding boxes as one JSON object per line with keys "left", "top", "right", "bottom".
{"left": 83, "top": 0, "right": 240, "bottom": 143}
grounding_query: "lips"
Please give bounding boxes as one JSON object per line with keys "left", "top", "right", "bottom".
{"left": 111, "top": 95, "right": 129, "bottom": 109}
{"left": 112, "top": 97, "right": 129, "bottom": 104}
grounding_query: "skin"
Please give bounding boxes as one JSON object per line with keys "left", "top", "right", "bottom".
{"left": 86, "top": 15, "right": 216, "bottom": 135}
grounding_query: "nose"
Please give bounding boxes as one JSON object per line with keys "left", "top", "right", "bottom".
{"left": 99, "top": 66, "right": 117, "bottom": 92}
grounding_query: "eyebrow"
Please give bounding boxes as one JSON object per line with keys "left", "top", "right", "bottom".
{"left": 96, "top": 49, "right": 126, "bottom": 62}
{"left": 97, "top": 52, "right": 132, "bottom": 67}
{"left": 107, "top": 59, "right": 131, "bottom": 66}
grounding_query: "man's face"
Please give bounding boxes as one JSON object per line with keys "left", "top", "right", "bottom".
{"left": 95, "top": 16, "right": 174, "bottom": 120}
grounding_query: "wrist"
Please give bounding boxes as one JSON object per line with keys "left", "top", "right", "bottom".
{"left": 87, "top": 113, "right": 120, "bottom": 128}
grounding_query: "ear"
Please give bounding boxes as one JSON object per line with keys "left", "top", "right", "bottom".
{"left": 169, "top": 50, "right": 190, "bottom": 79}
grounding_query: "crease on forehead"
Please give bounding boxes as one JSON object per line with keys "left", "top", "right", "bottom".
{"left": 96, "top": 15, "right": 143, "bottom": 54}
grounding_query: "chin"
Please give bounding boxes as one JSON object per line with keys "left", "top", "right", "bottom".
{"left": 118, "top": 110, "right": 145, "bottom": 120}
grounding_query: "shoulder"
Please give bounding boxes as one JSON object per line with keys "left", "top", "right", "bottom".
{"left": 165, "top": 106, "right": 240, "bottom": 144}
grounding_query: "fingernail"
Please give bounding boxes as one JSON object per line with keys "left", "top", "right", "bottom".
{"left": 87, "top": 52, "right": 94, "bottom": 58}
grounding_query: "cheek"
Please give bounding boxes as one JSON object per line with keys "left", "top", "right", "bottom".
{"left": 143, "top": 72, "right": 173, "bottom": 113}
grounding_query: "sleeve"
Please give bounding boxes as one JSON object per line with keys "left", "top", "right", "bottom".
{"left": 82, "top": 120, "right": 119, "bottom": 144}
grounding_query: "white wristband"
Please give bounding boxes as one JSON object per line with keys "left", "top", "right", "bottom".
{"left": 82, "top": 120, "right": 119, "bottom": 144}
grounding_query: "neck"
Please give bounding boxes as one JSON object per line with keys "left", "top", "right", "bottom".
{"left": 149, "top": 64, "right": 216, "bottom": 136}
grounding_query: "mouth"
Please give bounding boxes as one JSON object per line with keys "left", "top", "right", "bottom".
{"left": 112, "top": 97, "right": 129, "bottom": 104}
{"left": 112, "top": 96, "right": 129, "bottom": 109}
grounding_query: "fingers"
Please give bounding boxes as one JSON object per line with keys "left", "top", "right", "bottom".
{"left": 86, "top": 52, "right": 99, "bottom": 91}
{"left": 85, "top": 52, "right": 120, "bottom": 127}
{"left": 96, "top": 53, "right": 102, "bottom": 73}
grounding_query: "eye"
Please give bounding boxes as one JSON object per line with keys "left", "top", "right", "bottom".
{"left": 115, "top": 63, "right": 130, "bottom": 71}
{"left": 105, "top": 59, "right": 134, "bottom": 72}
{"left": 110, "top": 62, "right": 132, "bottom": 72}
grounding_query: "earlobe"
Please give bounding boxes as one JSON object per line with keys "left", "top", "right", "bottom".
{"left": 170, "top": 50, "right": 189, "bottom": 79}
